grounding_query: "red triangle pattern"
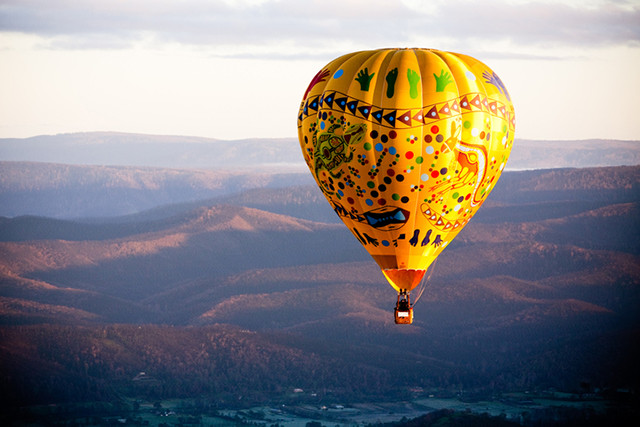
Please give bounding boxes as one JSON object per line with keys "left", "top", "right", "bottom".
{"left": 297, "top": 91, "right": 515, "bottom": 132}
{"left": 420, "top": 206, "right": 466, "bottom": 231}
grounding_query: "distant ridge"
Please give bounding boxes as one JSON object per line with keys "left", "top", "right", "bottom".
{"left": 0, "top": 132, "right": 306, "bottom": 170}
{"left": 2, "top": 162, "right": 637, "bottom": 220}
{"left": 0, "top": 161, "right": 313, "bottom": 218}
{"left": 510, "top": 138, "right": 640, "bottom": 169}
{"left": 1, "top": 132, "right": 638, "bottom": 170}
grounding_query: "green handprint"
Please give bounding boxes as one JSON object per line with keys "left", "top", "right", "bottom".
{"left": 407, "top": 68, "right": 420, "bottom": 99}
{"left": 355, "top": 68, "right": 375, "bottom": 91}
{"left": 385, "top": 67, "right": 398, "bottom": 98}
{"left": 433, "top": 69, "right": 454, "bottom": 92}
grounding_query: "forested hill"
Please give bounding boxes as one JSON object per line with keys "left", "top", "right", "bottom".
{"left": 0, "top": 165, "right": 638, "bottom": 408}
{"left": 1, "top": 162, "right": 638, "bottom": 219}
{"left": 0, "top": 161, "right": 312, "bottom": 218}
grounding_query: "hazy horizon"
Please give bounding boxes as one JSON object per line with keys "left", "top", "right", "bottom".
{"left": 4, "top": 130, "right": 640, "bottom": 142}
{"left": 1, "top": 0, "right": 639, "bottom": 142}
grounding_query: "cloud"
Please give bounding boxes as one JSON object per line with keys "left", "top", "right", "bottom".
{"left": 431, "top": 0, "right": 640, "bottom": 47}
{"left": 1, "top": 0, "right": 638, "bottom": 53}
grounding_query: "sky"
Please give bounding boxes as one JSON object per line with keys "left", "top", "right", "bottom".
{"left": 0, "top": 0, "right": 639, "bottom": 141}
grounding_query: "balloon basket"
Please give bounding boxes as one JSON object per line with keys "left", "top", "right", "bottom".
{"left": 394, "top": 292, "right": 413, "bottom": 324}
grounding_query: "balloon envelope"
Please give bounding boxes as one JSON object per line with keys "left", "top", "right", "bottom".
{"left": 297, "top": 48, "right": 515, "bottom": 292}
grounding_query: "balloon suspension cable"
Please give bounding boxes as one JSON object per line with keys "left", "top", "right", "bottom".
{"left": 411, "top": 258, "right": 438, "bottom": 307}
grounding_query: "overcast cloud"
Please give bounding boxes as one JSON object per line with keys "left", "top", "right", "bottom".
{"left": 1, "top": 0, "right": 638, "bottom": 56}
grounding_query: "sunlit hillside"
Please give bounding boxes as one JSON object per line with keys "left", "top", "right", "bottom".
{"left": 0, "top": 166, "right": 638, "bottom": 409}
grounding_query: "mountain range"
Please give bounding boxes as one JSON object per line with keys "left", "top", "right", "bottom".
{"left": 0, "top": 161, "right": 313, "bottom": 218}
{"left": 1, "top": 132, "right": 638, "bottom": 170}
{"left": 0, "top": 132, "right": 306, "bottom": 170}
{"left": 2, "top": 160, "right": 639, "bottom": 220}
{"left": 0, "top": 164, "right": 638, "bottom": 406}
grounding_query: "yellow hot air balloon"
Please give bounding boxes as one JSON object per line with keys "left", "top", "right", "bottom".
{"left": 297, "top": 48, "right": 515, "bottom": 324}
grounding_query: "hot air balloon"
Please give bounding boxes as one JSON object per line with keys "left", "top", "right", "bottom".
{"left": 297, "top": 48, "right": 515, "bottom": 324}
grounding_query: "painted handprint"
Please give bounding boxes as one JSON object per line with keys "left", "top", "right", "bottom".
{"left": 431, "top": 234, "right": 443, "bottom": 247}
{"left": 355, "top": 68, "right": 375, "bottom": 91}
{"left": 304, "top": 68, "right": 330, "bottom": 99}
{"left": 409, "top": 229, "right": 420, "bottom": 247}
{"left": 407, "top": 69, "right": 420, "bottom": 99}
{"left": 433, "top": 69, "right": 454, "bottom": 92}
{"left": 386, "top": 67, "right": 398, "bottom": 98}
{"left": 393, "top": 234, "right": 405, "bottom": 247}
{"left": 421, "top": 229, "right": 432, "bottom": 247}
{"left": 483, "top": 70, "right": 511, "bottom": 101}
{"left": 364, "top": 233, "right": 379, "bottom": 247}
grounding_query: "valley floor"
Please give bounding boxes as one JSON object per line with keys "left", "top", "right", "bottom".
{"left": 8, "top": 392, "right": 631, "bottom": 427}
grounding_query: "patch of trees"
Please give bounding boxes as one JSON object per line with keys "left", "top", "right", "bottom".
{"left": 0, "top": 324, "right": 430, "bottom": 407}
{"left": 1, "top": 321, "right": 637, "bottom": 409}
